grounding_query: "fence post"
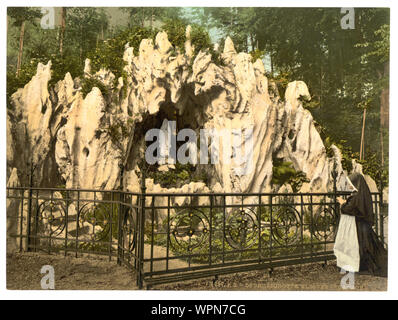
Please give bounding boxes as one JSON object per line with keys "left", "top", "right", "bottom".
{"left": 138, "top": 170, "right": 146, "bottom": 289}
{"left": 26, "top": 161, "right": 34, "bottom": 252}
{"left": 117, "top": 163, "right": 125, "bottom": 266}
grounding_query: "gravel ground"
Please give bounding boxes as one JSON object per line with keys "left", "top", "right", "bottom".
{"left": 6, "top": 252, "right": 387, "bottom": 291}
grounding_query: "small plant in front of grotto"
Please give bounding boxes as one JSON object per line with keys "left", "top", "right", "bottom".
{"left": 271, "top": 157, "right": 310, "bottom": 192}
{"left": 145, "top": 163, "right": 209, "bottom": 189}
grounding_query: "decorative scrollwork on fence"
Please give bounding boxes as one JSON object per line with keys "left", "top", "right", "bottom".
{"left": 78, "top": 202, "right": 114, "bottom": 242}
{"left": 270, "top": 204, "right": 301, "bottom": 246}
{"left": 169, "top": 208, "right": 210, "bottom": 252}
{"left": 312, "top": 205, "right": 337, "bottom": 241}
{"left": 225, "top": 208, "right": 259, "bottom": 250}
{"left": 36, "top": 200, "right": 67, "bottom": 237}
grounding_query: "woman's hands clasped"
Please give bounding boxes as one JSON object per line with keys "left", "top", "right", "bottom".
{"left": 336, "top": 197, "right": 345, "bottom": 205}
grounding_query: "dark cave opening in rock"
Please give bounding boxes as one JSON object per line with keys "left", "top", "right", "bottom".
{"left": 125, "top": 87, "right": 211, "bottom": 189}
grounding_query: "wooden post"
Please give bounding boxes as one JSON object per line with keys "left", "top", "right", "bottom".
{"left": 360, "top": 108, "right": 367, "bottom": 160}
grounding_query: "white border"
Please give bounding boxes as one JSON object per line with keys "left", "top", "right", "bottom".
{"left": 1, "top": 0, "right": 397, "bottom": 300}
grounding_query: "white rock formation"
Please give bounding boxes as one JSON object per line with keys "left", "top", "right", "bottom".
{"left": 7, "top": 28, "right": 371, "bottom": 201}
{"left": 7, "top": 62, "right": 54, "bottom": 186}
{"left": 55, "top": 87, "right": 122, "bottom": 191}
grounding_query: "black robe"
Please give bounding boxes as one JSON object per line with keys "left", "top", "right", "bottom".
{"left": 340, "top": 173, "right": 388, "bottom": 277}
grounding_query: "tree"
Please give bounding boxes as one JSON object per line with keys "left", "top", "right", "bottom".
{"left": 6, "top": 7, "right": 111, "bottom": 105}
{"left": 7, "top": 7, "right": 41, "bottom": 76}
{"left": 356, "top": 23, "right": 389, "bottom": 167}
{"left": 59, "top": 7, "right": 67, "bottom": 55}
{"left": 121, "top": 7, "right": 184, "bottom": 29}
{"left": 65, "top": 8, "right": 109, "bottom": 65}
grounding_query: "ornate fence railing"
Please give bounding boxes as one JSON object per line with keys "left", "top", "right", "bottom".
{"left": 6, "top": 184, "right": 387, "bottom": 289}
{"left": 6, "top": 187, "right": 140, "bottom": 260}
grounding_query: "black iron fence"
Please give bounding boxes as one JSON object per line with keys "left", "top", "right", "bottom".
{"left": 6, "top": 181, "right": 387, "bottom": 289}
{"left": 6, "top": 187, "right": 139, "bottom": 260}
{"left": 135, "top": 190, "right": 386, "bottom": 288}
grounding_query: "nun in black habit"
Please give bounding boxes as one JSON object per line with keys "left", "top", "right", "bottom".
{"left": 336, "top": 173, "right": 387, "bottom": 277}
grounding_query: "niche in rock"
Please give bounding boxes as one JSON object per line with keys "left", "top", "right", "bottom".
{"left": 126, "top": 88, "right": 207, "bottom": 187}
{"left": 82, "top": 147, "right": 90, "bottom": 158}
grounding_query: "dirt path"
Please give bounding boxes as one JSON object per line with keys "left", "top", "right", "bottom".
{"left": 7, "top": 252, "right": 387, "bottom": 291}
{"left": 7, "top": 252, "right": 137, "bottom": 290}
{"left": 159, "top": 263, "right": 387, "bottom": 291}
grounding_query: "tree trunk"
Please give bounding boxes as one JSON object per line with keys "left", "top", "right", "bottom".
{"left": 150, "top": 8, "right": 153, "bottom": 30}
{"left": 250, "top": 34, "right": 254, "bottom": 51}
{"left": 16, "top": 21, "right": 25, "bottom": 77}
{"left": 270, "top": 51, "right": 274, "bottom": 76}
{"left": 79, "top": 25, "right": 83, "bottom": 65}
{"left": 59, "top": 7, "right": 67, "bottom": 56}
{"left": 380, "top": 130, "right": 384, "bottom": 168}
{"left": 379, "top": 62, "right": 389, "bottom": 168}
{"left": 360, "top": 108, "right": 367, "bottom": 161}
{"left": 142, "top": 7, "right": 145, "bottom": 27}
{"left": 320, "top": 64, "right": 323, "bottom": 108}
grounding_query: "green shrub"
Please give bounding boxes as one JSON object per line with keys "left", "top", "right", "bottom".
{"left": 160, "top": 19, "right": 213, "bottom": 57}
{"left": 7, "top": 54, "right": 83, "bottom": 108}
{"left": 358, "top": 150, "right": 388, "bottom": 187}
{"left": 267, "top": 71, "right": 293, "bottom": 99}
{"left": 81, "top": 77, "right": 109, "bottom": 99}
{"left": 250, "top": 49, "right": 265, "bottom": 62}
{"left": 146, "top": 163, "right": 208, "bottom": 188}
{"left": 314, "top": 121, "right": 355, "bottom": 173}
{"left": 104, "top": 118, "right": 134, "bottom": 152}
{"left": 188, "top": 23, "right": 213, "bottom": 56}
{"left": 271, "top": 157, "right": 309, "bottom": 192}
{"left": 87, "top": 26, "right": 158, "bottom": 82}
